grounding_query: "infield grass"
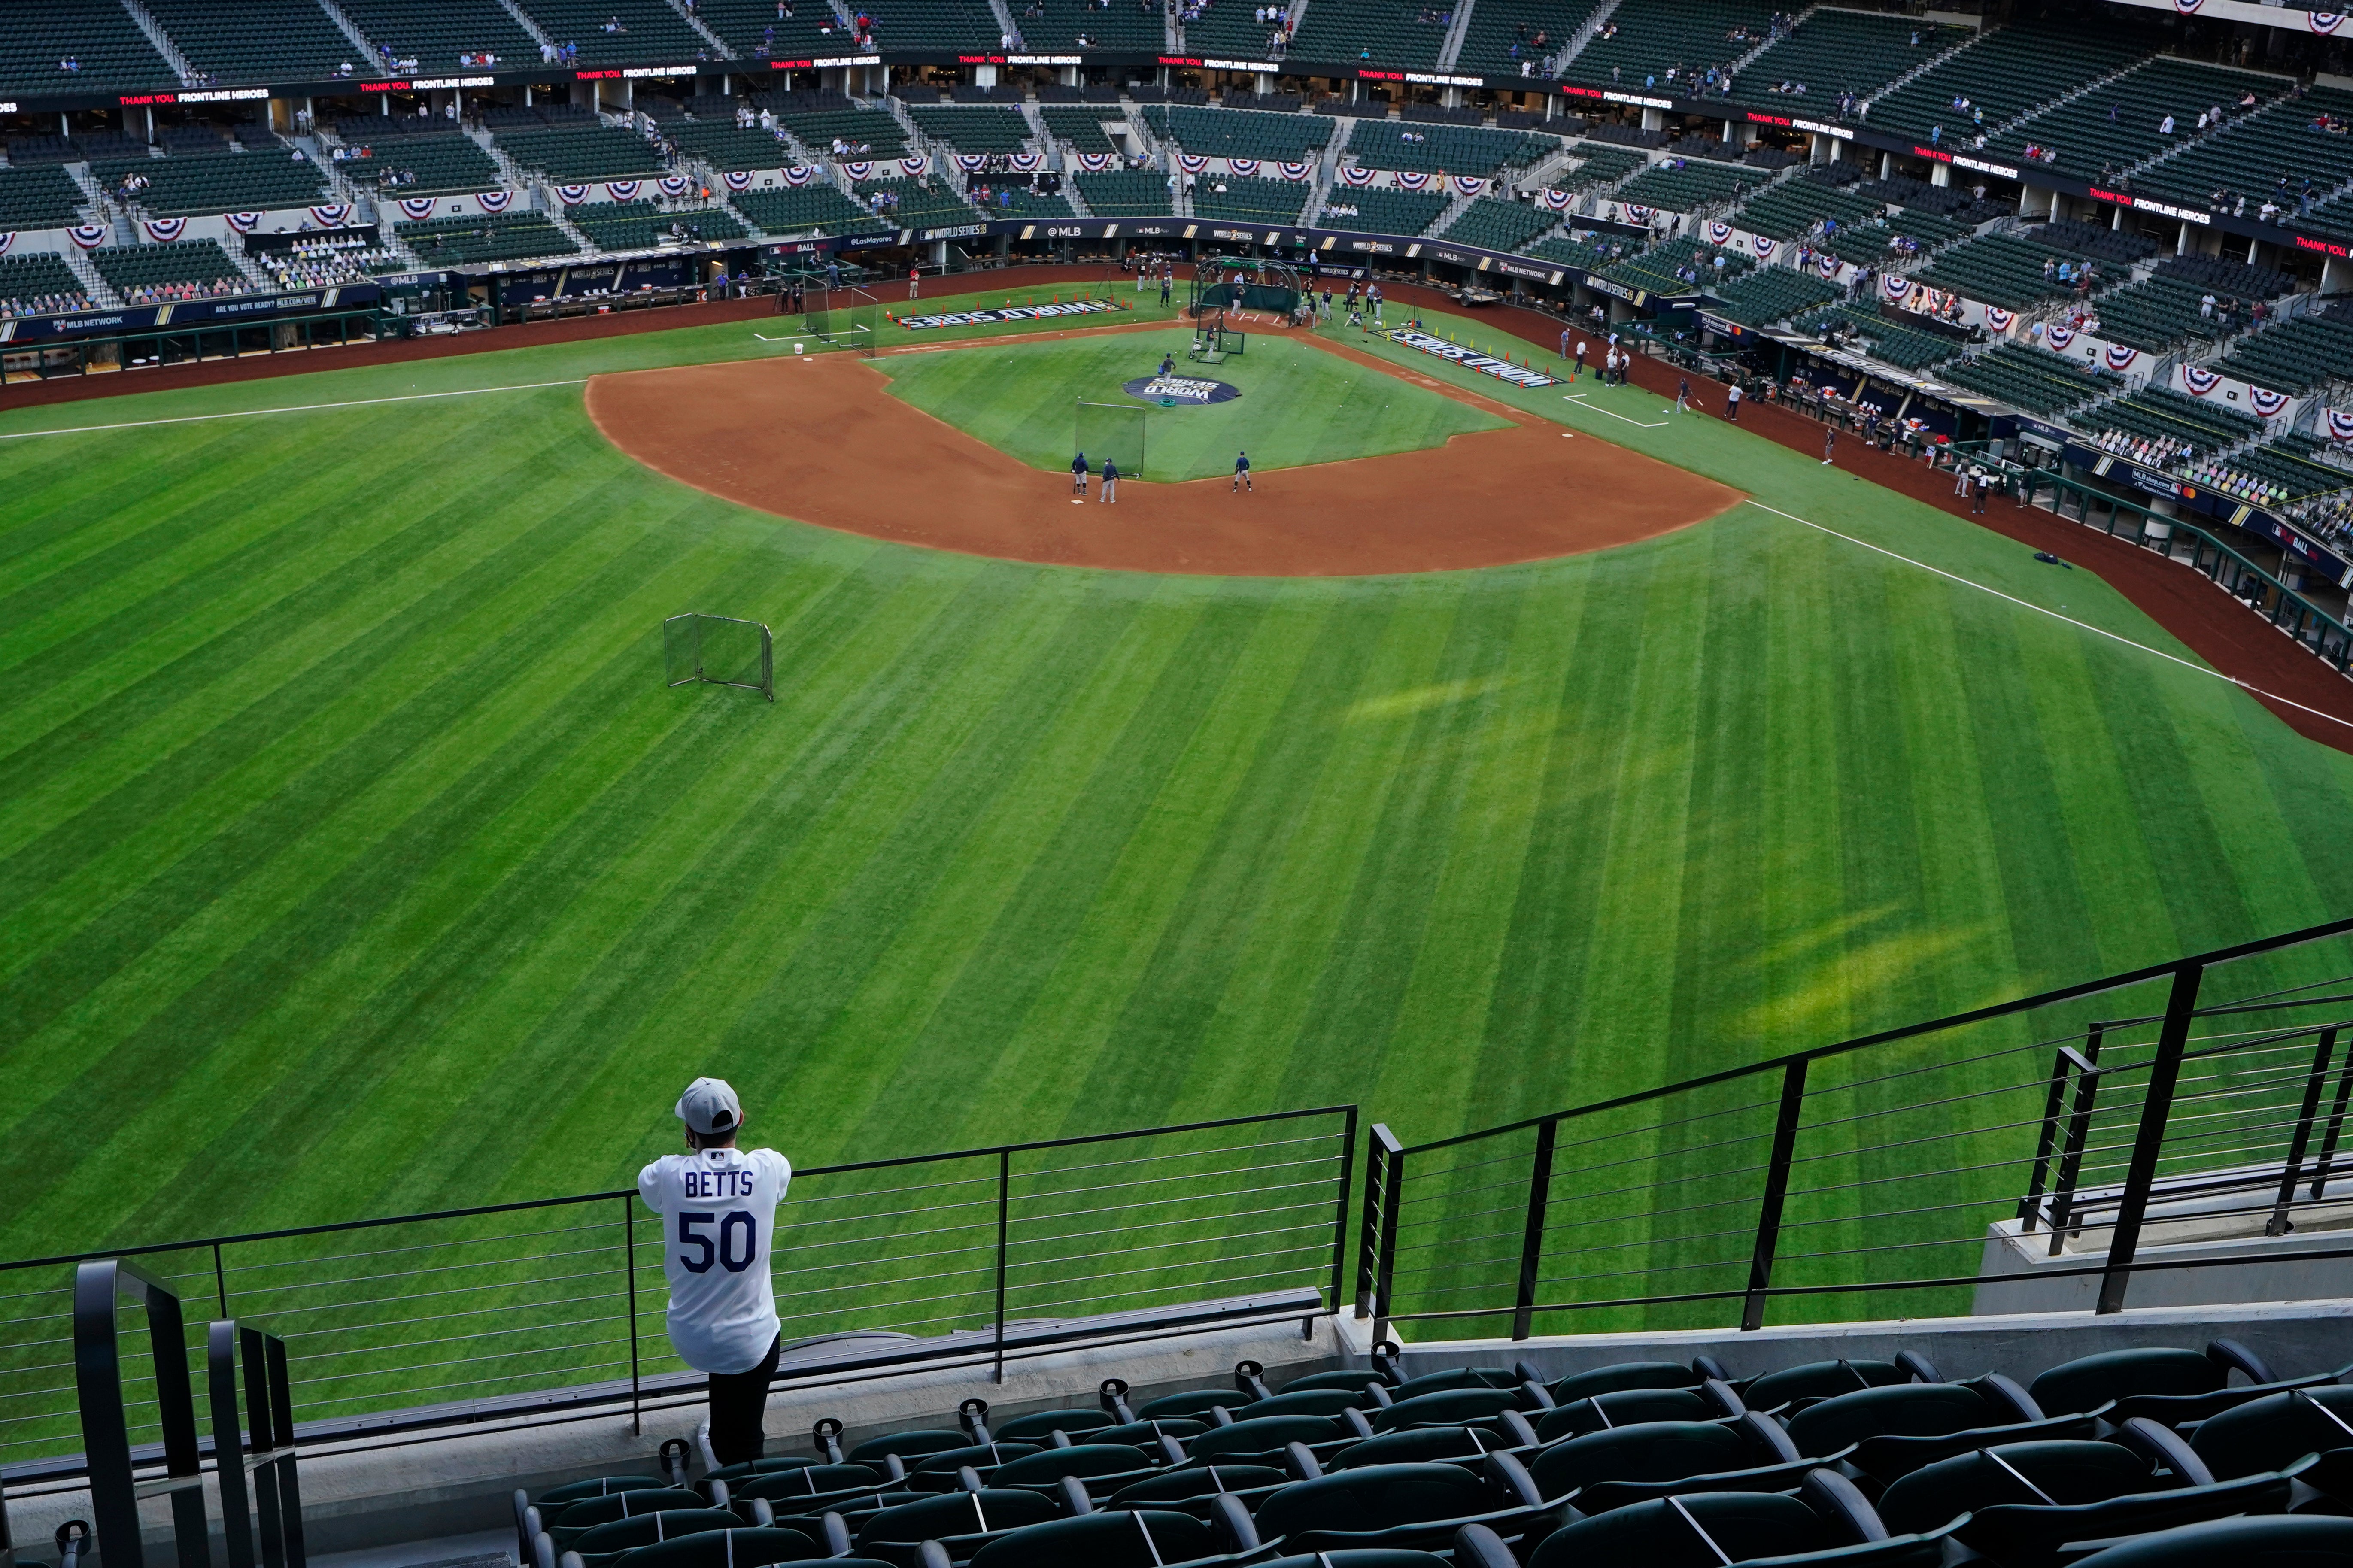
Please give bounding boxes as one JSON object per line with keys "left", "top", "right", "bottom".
{"left": 4, "top": 298, "right": 2353, "bottom": 1423}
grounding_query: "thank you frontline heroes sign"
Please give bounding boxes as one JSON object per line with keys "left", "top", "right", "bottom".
{"left": 1120, "top": 375, "right": 1241, "bottom": 405}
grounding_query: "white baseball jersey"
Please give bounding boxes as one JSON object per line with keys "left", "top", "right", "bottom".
{"left": 636, "top": 1146, "right": 792, "bottom": 1374}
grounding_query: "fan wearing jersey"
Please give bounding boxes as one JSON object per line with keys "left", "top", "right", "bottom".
{"left": 638, "top": 1077, "right": 792, "bottom": 1466}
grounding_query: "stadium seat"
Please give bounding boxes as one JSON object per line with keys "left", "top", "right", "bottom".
{"left": 1536, "top": 1381, "right": 1743, "bottom": 1442}
{"left": 1333, "top": 1424, "right": 1533, "bottom": 1471}
{"left": 852, "top": 1429, "right": 989, "bottom": 1465}
{"left": 992, "top": 1409, "right": 1118, "bottom": 1441}
{"left": 964, "top": 1507, "right": 1239, "bottom": 1568}
{"left": 552, "top": 1490, "right": 712, "bottom": 1545}
{"left": 2189, "top": 1386, "right": 2353, "bottom": 1480}
{"left": 605, "top": 1527, "right": 828, "bottom": 1568}
{"left": 1109, "top": 1463, "right": 1289, "bottom": 1517}
{"left": 1187, "top": 1412, "right": 1372, "bottom": 1464}
{"left": 1240, "top": 1389, "right": 1385, "bottom": 1420}
{"left": 1372, "top": 1386, "right": 1544, "bottom": 1432}
{"left": 2067, "top": 1515, "right": 2353, "bottom": 1567}
{"left": 1139, "top": 1389, "right": 1258, "bottom": 1420}
{"left": 2027, "top": 1341, "right": 2270, "bottom": 1417}
{"left": 569, "top": 1510, "right": 750, "bottom": 1568}
{"left": 1786, "top": 1374, "right": 2082, "bottom": 1479}
{"left": 731, "top": 1465, "right": 894, "bottom": 1514}
{"left": 988, "top": 1444, "right": 1162, "bottom": 1498}
{"left": 903, "top": 1444, "right": 1047, "bottom": 1489}
{"left": 540, "top": 1476, "right": 676, "bottom": 1506}
{"left": 1512, "top": 1471, "right": 1940, "bottom": 1568}
{"left": 1529, "top": 1414, "right": 1814, "bottom": 1511}
{"left": 852, "top": 1488, "right": 1066, "bottom": 1562}
{"left": 1740, "top": 1356, "right": 1935, "bottom": 1412}
{"left": 1250, "top": 1458, "right": 1548, "bottom": 1554}
{"left": 1545, "top": 1358, "right": 1722, "bottom": 1404}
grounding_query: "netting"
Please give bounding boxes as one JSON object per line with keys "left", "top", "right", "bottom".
{"left": 664, "top": 614, "right": 774, "bottom": 701}
{"left": 1075, "top": 401, "right": 1147, "bottom": 482}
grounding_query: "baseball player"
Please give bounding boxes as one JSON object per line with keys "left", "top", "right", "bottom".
{"left": 1368, "top": 284, "right": 1383, "bottom": 326}
{"left": 1101, "top": 458, "right": 1119, "bottom": 503}
{"left": 907, "top": 262, "right": 920, "bottom": 299}
{"left": 1724, "top": 380, "right": 1741, "bottom": 421}
{"left": 1572, "top": 340, "right": 1586, "bottom": 379}
{"left": 637, "top": 1078, "right": 792, "bottom": 1467}
{"left": 1676, "top": 376, "right": 1691, "bottom": 413}
{"left": 1071, "top": 451, "right": 1089, "bottom": 495}
{"left": 1233, "top": 449, "right": 1252, "bottom": 492}
{"left": 1822, "top": 425, "right": 1837, "bottom": 466}
{"left": 1348, "top": 301, "right": 1364, "bottom": 331}
{"left": 1160, "top": 352, "right": 1176, "bottom": 378}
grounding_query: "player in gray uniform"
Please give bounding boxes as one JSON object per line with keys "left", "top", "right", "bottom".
{"left": 1101, "top": 459, "right": 1119, "bottom": 503}
{"left": 1233, "top": 449, "right": 1251, "bottom": 492}
{"left": 638, "top": 1079, "right": 792, "bottom": 1466}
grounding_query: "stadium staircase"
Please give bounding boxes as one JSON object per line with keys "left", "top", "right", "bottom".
{"left": 665, "top": 0, "right": 736, "bottom": 54}
{"left": 499, "top": 0, "right": 562, "bottom": 56}
{"left": 55, "top": 246, "right": 123, "bottom": 309}
{"left": 120, "top": 0, "right": 197, "bottom": 87}
{"left": 1857, "top": 24, "right": 1986, "bottom": 122}
{"left": 1510, "top": 139, "right": 1580, "bottom": 197}
{"left": 1976, "top": 50, "right": 2156, "bottom": 147}
{"left": 1435, "top": 1, "right": 1475, "bottom": 73}
{"left": 1718, "top": 7, "right": 1813, "bottom": 91}
{"left": 1542, "top": 0, "right": 1622, "bottom": 81}
{"left": 314, "top": 0, "right": 385, "bottom": 68}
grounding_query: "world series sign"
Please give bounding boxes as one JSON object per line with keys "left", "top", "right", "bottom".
{"left": 1120, "top": 374, "right": 1242, "bottom": 406}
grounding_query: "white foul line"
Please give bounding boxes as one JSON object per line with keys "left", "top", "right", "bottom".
{"left": 0, "top": 378, "right": 588, "bottom": 441}
{"left": 1745, "top": 499, "right": 2353, "bottom": 732}
{"left": 1565, "top": 393, "right": 1667, "bottom": 428}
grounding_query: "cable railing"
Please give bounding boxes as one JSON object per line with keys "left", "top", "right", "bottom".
{"left": 0, "top": 1107, "right": 1356, "bottom": 1480}
{"left": 1354, "top": 916, "right": 2353, "bottom": 1341}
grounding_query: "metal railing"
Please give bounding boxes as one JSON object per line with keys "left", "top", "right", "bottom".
{"left": 1356, "top": 918, "right": 2353, "bottom": 1340}
{"left": 0, "top": 1107, "right": 1355, "bottom": 1480}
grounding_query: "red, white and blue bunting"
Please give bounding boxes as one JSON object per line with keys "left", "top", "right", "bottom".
{"left": 0, "top": 233, "right": 12, "bottom": 256}
{"left": 2172, "top": 0, "right": 2201, "bottom": 11}
{"left": 1454, "top": 176, "right": 1489, "bottom": 196}
{"left": 1540, "top": 187, "right": 1572, "bottom": 210}
{"left": 1756, "top": 235, "right": 1780, "bottom": 260}
{"left": 1621, "top": 202, "right": 1651, "bottom": 221}
{"left": 558, "top": 185, "right": 589, "bottom": 205}
{"left": 225, "top": 211, "right": 264, "bottom": 233}
{"left": 900, "top": 155, "right": 928, "bottom": 177}
{"left": 607, "top": 181, "right": 642, "bottom": 201}
{"left": 2046, "top": 325, "right": 2076, "bottom": 349}
{"left": 1011, "top": 152, "right": 1041, "bottom": 172}
{"left": 69, "top": 224, "right": 109, "bottom": 249}
{"left": 2329, "top": 409, "right": 2353, "bottom": 442}
{"left": 1707, "top": 221, "right": 1731, "bottom": 244}
{"left": 2104, "top": 343, "right": 2139, "bottom": 371}
{"left": 397, "top": 197, "right": 438, "bottom": 220}
{"left": 842, "top": 161, "right": 872, "bottom": 180}
{"left": 1077, "top": 152, "right": 1115, "bottom": 171}
{"left": 2181, "top": 364, "right": 2221, "bottom": 395}
{"left": 783, "top": 166, "right": 818, "bottom": 186}
{"left": 1397, "top": 171, "right": 1434, "bottom": 192}
{"left": 2250, "top": 386, "right": 2290, "bottom": 417}
{"left": 724, "top": 171, "right": 753, "bottom": 192}
{"left": 1341, "top": 166, "right": 1375, "bottom": 187}
{"left": 144, "top": 217, "right": 189, "bottom": 243}
{"left": 659, "top": 176, "right": 690, "bottom": 198}
{"left": 1883, "top": 273, "right": 1908, "bottom": 301}
{"left": 1279, "top": 161, "right": 1312, "bottom": 181}
{"left": 1231, "top": 158, "right": 1261, "bottom": 177}
{"left": 1817, "top": 252, "right": 1840, "bottom": 277}
{"left": 310, "top": 204, "right": 352, "bottom": 227}
{"left": 956, "top": 154, "right": 989, "bottom": 172}
{"left": 2309, "top": 11, "right": 2345, "bottom": 33}
{"left": 1178, "top": 154, "right": 1210, "bottom": 175}
{"left": 1985, "top": 306, "right": 2014, "bottom": 332}
{"left": 478, "top": 188, "right": 514, "bottom": 212}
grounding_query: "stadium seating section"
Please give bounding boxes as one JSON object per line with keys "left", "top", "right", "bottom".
{"left": 1017, "top": 0, "right": 1165, "bottom": 53}
{"left": 2086, "top": 274, "right": 2239, "bottom": 355}
{"left": 495, "top": 123, "right": 671, "bottom": 181}
{"left": 338, "top": 133, "right": 504, "bottom": 196}
{"left": 1550, "top": 143, "right": 1647, "bottom": 192}
{"left": 1524, "top": 234, "right": 1624, "bottom": 269}
{"left": 508, "top": 1340, "right": 2353, "bottom": 1568}
{"left": 1037, "top": 107, "right": 1125, "bottom": 154}
{"left": 1703, "top": 262, "right": 1834, "bottom": 324}
{"left": 696, "top": 0, "right": 864, "bottom": 61}
{"left": 513, "top": 0, "right": 710, "bottom": 65}
{"left": 2020, "top": 218, "right": 2159, "bottom": 267}
{"left": 1192, "top": 176, "right": 1311, "bottom": 224}
{"left": 256, "top": 234, "right": 400, "bottom": 289}
{"left": 1075, "top": 170, "right": 1176, "bottom": 216}
{"left": 1732, "top": 178, "right": 1879, "bottom": 243}
{"left": 966, "top": 183, "right": 1077, "bottom": 218}
{"left": 1315, "top": 185, "right": 1447, "bottom": 235}
{"left": 1864, "top": 22, "right": 2151, "bottom": 147}
{"left": 1939, "top": 341, "right": 2120, "bottom": 413}
{"left": 0, "top": 165, "right": 89, "bottom": 232}
{"left": 2214, "top": 314, "right": 2353, "bottom": 396}
{"left": 1179, "top": 0, "right": 1295, "bottom": 63}
{"left": 0, "top": 0, "right": 175, "bottom": 97}
{"left": 0, "top": 252, "right": 93, "bottom": 319}
{"left": 145, "top": 0, "right": 359, "bottom": 85}
{"left": 395, "top": 210, "right": 579, "bottom": 264}
{"left": 1286, "top": 0, "right": 1453, "bottom": 73}
{"left": 1455, "top": 0, "right": 1605, "bottom": 78}
{"left": 2184, "top": 439, "right": 2352, "bottom": 508}
{"left": 732, "top": 182, "right": 875, "bottom": 234}
{"left": 2134, "top": 86, "right": 2353, "bottom": 214}
{"left": 1728, "top": 12, "right": 1965, "bottom": 113}
{"left": 777, "top": 107, "right": 911, "bottom": 158}
{"left": 1914, "top": 233, "right": 2071, "bottom": 311}
{"left": 1346, "top": 121, "right": 1555, "bottom": 177}
{"left": 908, "top": 106, "right": 1037, "bottom": 155}
{"left": 844, "top": 0, "right": 997, "bottom": 52}
{"left": 1563, "top": 0, "right": 1776, "bottom": 93}
{"left": 88, "top": 239, "right": 251, "bottom": 302}
{"left": 668, "top": 121, "right": 800, "bottom": 174}
{"left": 1143, "top": 106, "right": 1330, "bottom": 161}
{"left": 1435, "top": 197, "right": 1556, "bottom": 252}
{"left": 336, "top": 0, "right": 541, "bottom": 72}
{"left": 1598, "top": 233, "right": 1737, "bottom": 294}
{"left": 569, "top": 198, "right": 748, "bottom": 249}
{"left": 1989, "top": 57, "right": 2280, "bottom": 184}
{"left": 1609, "top": 158, "right": 1755, "bottom": 213}
{"left": 1792, "top": 303, "right": 1964, "bottom": 372}
{"left": 845, "top": 176, "right": 981, "bottom": 227}
{"left": 88, "top": 150, "right": 331, "bottom": 219}
{"left": 2074, "top": 383, "right": 2262, "bottom": 461}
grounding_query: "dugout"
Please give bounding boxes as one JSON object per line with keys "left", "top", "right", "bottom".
{"left": 0, "top": 306, "right": 386, "bottom": 389}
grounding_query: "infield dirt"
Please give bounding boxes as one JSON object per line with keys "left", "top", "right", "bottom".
{"left": 587, "top": 330, "right": 1741, "bottom": 576}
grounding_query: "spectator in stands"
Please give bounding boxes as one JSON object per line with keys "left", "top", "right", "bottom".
{"left": 638, "top": 1079, "right": 792, "bottom": 1468}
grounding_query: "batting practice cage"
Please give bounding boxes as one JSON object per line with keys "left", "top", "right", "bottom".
{"left": 1190, "top": 258, "right": 1302, "bottom": 322}
{"left": 1075, "top": 401, "right": 1148, "bottom": 481}
{"left": 802, "top": 286, "right": 879, "bottom": 357}
{"left": 664, "top": 613, "right": 775, "bottom": 701}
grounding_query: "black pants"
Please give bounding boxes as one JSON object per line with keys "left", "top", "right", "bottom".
{"left": 708, "top": 1333, "right": 781, "bottom": 1466}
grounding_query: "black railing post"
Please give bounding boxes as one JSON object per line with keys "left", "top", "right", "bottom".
{"left": 1374, "top": 1134, "right": 1405, "bottom": 1347}
{"left": 2019, "top": 1045, "right": 2076, "bottom": 1226}
{"left": 993, "top": 1148, "right": 1011, "bottom": 1385}
{"left": 209, "top": 1322, "right": 258, "bottom": 1568}
{"left": 2044, "top": 1032, "right": 2105, "bottom": 1255}
{"left": 263, "top": 1334, "right": 306, "bottom": 1568}
{"left": 1511, "top": 1118, "right": 1558, "bottom": 1341}
{"left": 623, "top": 1196, "right": 641, "bottom": 1436}
{"left": 75, "top": 1258, "right": 209, "bottom": 1568}
{"left": 1356, "top": 1124, "right": 1401, "bottom": 1319}
{"left": 2098, "top": 964, "right": 2204, "bottom": 1315}
{"left": 2313, "top": 1052, "right": 2353, "bottom": 1201}
{"left": 1740, "top": 1059, "right": 1810, "bottom": 1332}
{"left": 1328, "top": 1107, "right": 1359, "bottom": 1315}
{"left": 242, "top": 1328, "right": 285, "bottom": 1568}
{"left": 213, "top": 1242, "right": 229, "bottom": 1320}
{"left": 2270, "top": 1028, "right": 2338, "bottom": 1236}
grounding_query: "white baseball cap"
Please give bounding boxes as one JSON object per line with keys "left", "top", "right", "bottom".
{"left": 675, "top": 1077, "right": 743, "bottom": 1137}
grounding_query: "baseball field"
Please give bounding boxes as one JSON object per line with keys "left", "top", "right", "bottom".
{"left": 6, "top": 286, "right": 2353, "bottom": 1288}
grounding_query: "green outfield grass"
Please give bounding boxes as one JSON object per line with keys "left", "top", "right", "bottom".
{"left": 874, "top": 329, "right": 1505, "bottom": 482}
{"left": 5, "top": 297, "right": 2353, "bottom": 1377}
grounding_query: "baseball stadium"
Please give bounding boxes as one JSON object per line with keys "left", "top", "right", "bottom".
{"left": 6, "top": 0, "right": 2353, "bottom": 1564}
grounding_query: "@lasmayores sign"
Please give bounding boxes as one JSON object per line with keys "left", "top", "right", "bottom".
{"left": 1122, "top": 375, "right": 1241, "bottom": 405}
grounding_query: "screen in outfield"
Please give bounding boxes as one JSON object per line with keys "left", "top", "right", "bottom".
{"left": 1384, "top": 329, "right": 1561, "bottom": 388}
